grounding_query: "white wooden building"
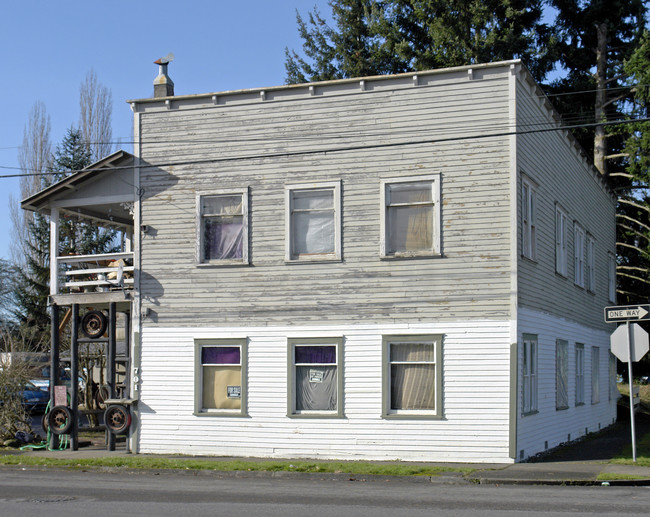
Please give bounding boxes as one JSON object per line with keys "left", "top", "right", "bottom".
{"left": 24, "top": 60, "right": 617, "bottom": 462}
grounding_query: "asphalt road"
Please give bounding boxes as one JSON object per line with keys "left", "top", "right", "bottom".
{"left": 0, "top": 467, "right": 649, "bottom": 517}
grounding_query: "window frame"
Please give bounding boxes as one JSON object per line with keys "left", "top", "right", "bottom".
{"left": 555, "top": 205, "right": 568, "bottom": 277}
{"left": 591, "top": 346, "right": 600, "bottom": 405}
{"left": 287, "top": 337, "right": 344, "bottom": 418}
{"left": 576, "top": 343, "right": 585, "bottom": 406}
{"left": 196, "top": 188, "right": 249, "bottom": 266}
{"left": 586, "top": 234, "right": 596, "bottom": 293}
{"left": 521, "top": 176, "right": 537, "bottom": 260}
{"left": 194, "top": 338, "right": 248, "bottom": 417}
{"left": 608, "top": 252, "right": 616, "bottom": 303}
{"left": 574, "top": 222, "right": 585, "bottom": 287}
{"left": 380, "top": 174, "right": 441, "bottom": 259}
{"left": 382, "top": 334, "right": 443, "bottom": 419}
{"left": 522, "top": 334, "right": 538, "bottom": 415}
{"left": 285, "top": 181, "right": 341, "bottom": 263}
{"left": 556, "top": 339, "right": 569, "bottom": 410}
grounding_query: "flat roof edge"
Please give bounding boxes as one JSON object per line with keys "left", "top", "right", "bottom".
{"left": 127, "top": 60, "right": 521, "bottom": 104}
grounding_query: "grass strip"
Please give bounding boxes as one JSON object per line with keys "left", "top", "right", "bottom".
{"left": 610, "top": 430, "right": 650, "bottom": 467}
{"left": 0, "top": 454, "right": 472, "bottom": 477}
{"left": 597, "top": 472, "right": 648, "bottom": 481}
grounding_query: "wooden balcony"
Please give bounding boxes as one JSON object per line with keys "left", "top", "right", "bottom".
{"left": 50, "top": 252, "right": 134, "bottom": 307}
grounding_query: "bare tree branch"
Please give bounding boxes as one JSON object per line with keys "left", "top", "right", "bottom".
{"left": 79, "top": 69, "right": 113, "bottom": 162}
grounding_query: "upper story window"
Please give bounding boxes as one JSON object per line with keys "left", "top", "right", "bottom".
{"left": 381, "top": 175, "right": 441, "bottom": 258}
{"left": 555, "top": 205, "right": 568, "bottom": 277}
{"left": 521, "top": 177, "right": 537, "bottom": 260}
{"left": 574, "top": 223, "right": 585, "bottom": 287}
{"left": 197, "top": 189, "right": 248, "bottom": 265}
{"left": 608, "top": 252, "right": 616, "bottom": 303}
{"left": 586, "top": 234, "right": 596, "bottom": 293}
{"left": 285, "top": 181, "right": 341, "bottom": 262}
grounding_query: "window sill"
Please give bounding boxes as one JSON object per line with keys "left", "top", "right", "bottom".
{"left": 285, "top": 257, "right": 342, "bottom": 265}
{"left": 382, "top": 412, "right": 442, "bottom": 420}
{"left": 576, "top": 402, "right": 585, "bottom": 407}
{"left": 556, "top": 406, "right": 569, "bottom": 411}
{"left": 287, "top": 412, "right": 344, "bottom": 419}
{"left": 521, "top": 254, "right": 537, "bottom": 264}
{"left": 194, "top": 410, "right": 248, "bottom": 417}
{"left": 196, "top": 261, "right": 249, "bottom": 268}
{"left": 522, "top": 410, "right": 539, "bottom": 417}
{"left": 380, "top": 252, "right": 442, "bottom": 261}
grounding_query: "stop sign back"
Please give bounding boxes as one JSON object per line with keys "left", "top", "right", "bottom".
{"left": 610, "top": 323, "right": 649, "bottom": 362}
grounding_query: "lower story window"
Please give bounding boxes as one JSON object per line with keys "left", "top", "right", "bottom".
{"left": 288, "top": 338, "right": 343, "bottom": 417}
{"left": 195, "top": 339, "right": 247, "bottom": 416}
{"left": 522, "top": 334, "right": 538, "bottom": 415}
{"left": 382, "top": 335, "right": 443, "bottom": 418}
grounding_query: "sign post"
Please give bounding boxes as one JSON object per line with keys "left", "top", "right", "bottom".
{"left": 606, "top": 305, "right": 650, "bottom": 463}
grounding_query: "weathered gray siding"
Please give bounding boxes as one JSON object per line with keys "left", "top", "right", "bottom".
{"left": 515, "top": 75, "right": 616, "bottom": 332}
{"left": 136, "top": 67, "right": 514, "bottom": 327}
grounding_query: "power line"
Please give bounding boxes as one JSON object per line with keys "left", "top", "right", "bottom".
{"left": 1, "top": 116, "right": 649, "bottom": 179}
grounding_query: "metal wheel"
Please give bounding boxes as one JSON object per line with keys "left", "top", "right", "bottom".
{"left": 95, "top": 385, "right": 110, "bottom": 410}
{"left": 104, "top": 405, "right": 131, "bottom": 434}
{"left": 81, "top": 310, "right": 107, "bottom": 339}
{"left": 48, "top": 405, "right": 73, "bottom": 435}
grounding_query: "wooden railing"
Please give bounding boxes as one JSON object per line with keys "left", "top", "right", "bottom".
{"left": 54, "top": 252, "right": 134, "bottom": 294}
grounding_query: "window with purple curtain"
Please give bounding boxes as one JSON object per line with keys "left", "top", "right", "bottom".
{"left": 294, "top": 344, "right": 337, "bottom": 412}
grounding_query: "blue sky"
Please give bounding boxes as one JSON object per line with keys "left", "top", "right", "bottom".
{"left": 0, "top": 0, "right": 329, "bottom": 261}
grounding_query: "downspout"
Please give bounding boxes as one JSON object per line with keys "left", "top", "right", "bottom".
{"left": 508, "top": 63, "right": 519, "bottom": 461}
{"left": 130, "top": 102, "right": 143, "bottom": 454}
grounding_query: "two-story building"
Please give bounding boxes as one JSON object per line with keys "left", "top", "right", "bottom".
{"left": 23, "top": 60, "right": 617, "bottom": 462}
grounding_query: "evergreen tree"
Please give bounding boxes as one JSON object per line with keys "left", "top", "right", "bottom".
{"left": 549, "top": 0, "right": 647, "bottom": 171}
{"left": 52, "top": 128, "right": 118, "bottom": 258}
{"left": 13, "top": 210, "right": 51, "bottom": 351}
{"left": 285, "top": 0, "right": 558, "bottom": 84}
{"left": 613, "top": 30, "right": 650, "bottom": 305}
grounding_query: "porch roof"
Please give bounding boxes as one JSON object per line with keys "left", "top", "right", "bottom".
{"left": 21, "top": 150, "right": 136, "bottom": 228}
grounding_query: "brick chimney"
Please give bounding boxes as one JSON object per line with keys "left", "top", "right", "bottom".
{"left": 153, "top": 53, "right": 174, "bottom": 98}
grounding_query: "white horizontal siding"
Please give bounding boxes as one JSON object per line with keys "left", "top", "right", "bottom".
{"left": 516, "top": 307, "right": 616, "bottom": 460}
{"left": 136, "top": 320, "right": 513, "bottom": 463}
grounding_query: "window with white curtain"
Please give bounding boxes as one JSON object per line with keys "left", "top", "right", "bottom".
{"left": 556, "top": 339, "right": 569, "bottom": 410}
{"left": 522, "top": 334, "right": 538, "bottom": 415}
{"left": 381, "top": 175, "right": 440, "bottom": 258}
{"left": 288, "top": 338, "right": 343, "bottom": 417}
{"left": 197, "top": 189, "right": 248, "bottom": 265}
{"left": 195, "top": 339, "right": 247, "bottom": 416}
{"left": 382, "top": 335, "right": 443, "bottom": 418}
{"left": 286, "top": 181, "right": 341, "bottom": 261}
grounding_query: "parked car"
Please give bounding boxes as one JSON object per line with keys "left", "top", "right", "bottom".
{"left": 20, "top": 382, "right": 50, "bottom": 413}
{"left": 0, "top": 381, "right": 49, "bottom": 413}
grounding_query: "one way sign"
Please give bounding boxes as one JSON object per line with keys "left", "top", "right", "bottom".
{"left": 604, "top": 304, "right": 650, "bottom": 323}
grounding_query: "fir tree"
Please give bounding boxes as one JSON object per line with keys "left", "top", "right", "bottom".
{"left": 285, "top": 0, "right": 558, "bottom": 84}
